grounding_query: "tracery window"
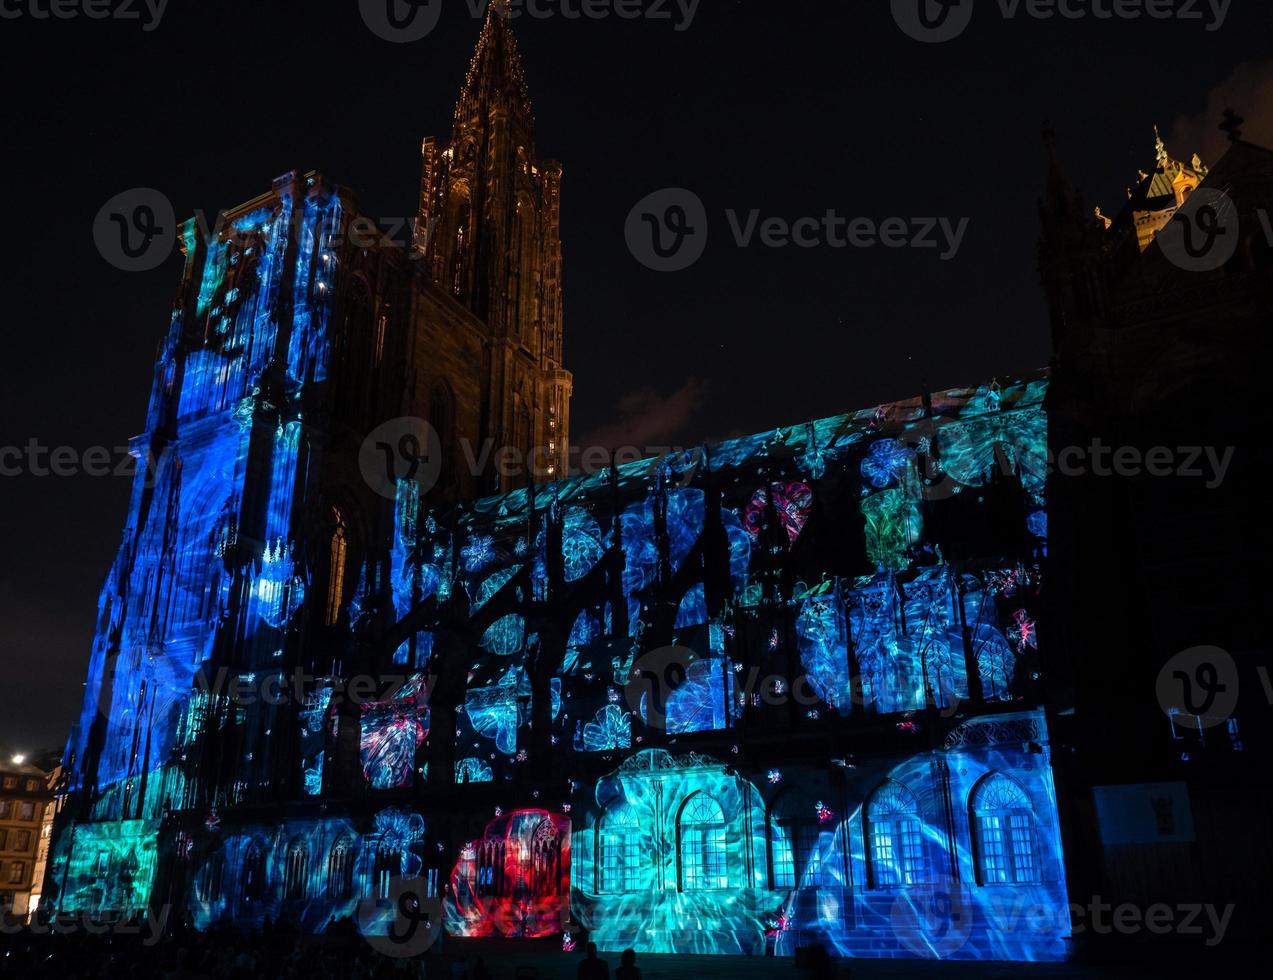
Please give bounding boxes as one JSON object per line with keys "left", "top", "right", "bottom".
{"left": 866, "top": 781, "right": 926, "bottom": 888}
{"left": 326, "top": 509, "right": 348, "bottom": 626}
{"left": 599, "top": 806, "right": 642, "bottom": 894}
{"left": 327, "top": 835, "right": 354, "bottom": 900}
{"left": 971, "top": 773, "right": 1040, "bottom": 885}
{"left": 283, "top": 837, "right": 308, "bottom": 900}
{"left": 679, "top": 794, "right": 727, "bottom": 891}
{"left": 241, "top": 841, "right": 267, "bottom": 903}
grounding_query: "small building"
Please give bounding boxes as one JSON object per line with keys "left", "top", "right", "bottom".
{"left": 0, "top": 757, "right": 56, "bottom": 919}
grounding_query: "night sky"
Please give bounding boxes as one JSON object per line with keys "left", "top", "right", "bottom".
{"left": 1, "top": 0, "right": 1270, "bottom": 755}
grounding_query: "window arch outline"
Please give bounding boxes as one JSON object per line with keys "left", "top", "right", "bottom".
{"left": 597, "top": 805, "right": 642, "bottom": 895}
{"left": 283, "top": 836, "right": 309, "bottom": 901}
{"left": 768, "top": 790, "right": 824, "bottom": 890}
{"left": 865, "top": 780, "right": 927, "bottom": 889}
{"left": 327, "top": 834, "right": 355, "bottom": 901}
{"left": 677, "top": 792, "right": 728, "bottom": 892}
{"left": 326, "top": 508, "right": 348, "bottom": 626}
{"left": 240, "top": 839, "right": 268, "bottom": 904}
{"left": 428, "top": 380, "right": 456, "bottom": 490}
{"left": 970, "top": 772, "right": 1040, "bottom": 886}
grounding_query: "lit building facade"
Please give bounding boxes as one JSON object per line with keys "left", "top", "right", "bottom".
{"left": 0, "top": 759, "right": 54, "bottom": 919}
{"left": 50, "top": 10, "right": 1073, "bottom": 962}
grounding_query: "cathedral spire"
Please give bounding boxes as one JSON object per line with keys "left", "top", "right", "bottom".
{"left": 455, "top": 2, "right": 532, "bottom": 130}
{"left": 416, "top": 7, "right": 570, "bottom": 491}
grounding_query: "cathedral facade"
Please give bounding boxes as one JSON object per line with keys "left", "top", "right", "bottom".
{"left": 48, "top": 12, "right": 1073, "bottom": 962}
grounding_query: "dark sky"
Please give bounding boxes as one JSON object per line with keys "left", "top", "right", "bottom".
{"left": 1, "top": 0, "right": 1270, "bottom": 755}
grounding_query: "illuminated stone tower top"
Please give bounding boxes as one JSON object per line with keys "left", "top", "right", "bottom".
{"left": 1106, "top": 126, "right": 1210, "bottom": 251}
{"left": 418, "top": 8, "right": 570, "bottom": 487}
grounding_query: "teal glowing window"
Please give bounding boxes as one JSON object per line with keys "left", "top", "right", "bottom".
{"left": 772, "top": 833, "right": 795, "bottom": 889}
{"left": 680, "top": 795, "right": 728, "bottom": 891}
{"left": 773, "top": 821, "right": 821, "bottom": 888}
{"left": 600, "top": 809, "right": 642, "bottom": 893}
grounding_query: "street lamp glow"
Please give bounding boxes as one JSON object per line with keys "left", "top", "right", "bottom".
{"left": 11, "top": 754, "right": 25, "bottom": 765}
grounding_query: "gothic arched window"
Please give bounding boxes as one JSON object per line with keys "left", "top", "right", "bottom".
{"left": 866, "top": 781, "right": 926, "bottom": 888}
{"left": 971, "top": 773, "right": 1040, "bottom": 885}
{"left": 240, "top": 840, "right": 267, "bottom": 903}
{"left": 429, "top": 382, "right": 455, "bottom": 484}
{"left": 374, "top": 842, "right": 400, "bottom": 901}
{"left": 327, "top": 835, "right": 355, "bottom": 900}
{"left": 197, "top": 852, "right": 224, "bottom": 903}
{"left": 530, "top": 817, "right": 561, "bottom": 896}
{"left": 326, "top": 509, "right": 348, "bottom": 626}
{"left": 679, "top": 794, "right": 727, "bottom": 891}
{"left": 283, "top": 837, "right": 309, "bottom": 900}
{"left": 770, "top": 793, "right": 823, "bottom": 890}
{"left": 598, "top": 806, "right": 641, "bottom": 894}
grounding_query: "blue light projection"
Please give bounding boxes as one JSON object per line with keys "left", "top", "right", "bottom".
{"left": 54, "top": 175, "right": 352, "bottom": 913}
{"left": 57, "top": 270, "right": 1063, "bottom": 980}
{"left": 582, "top": 704, "right": 633, "bottom": 752}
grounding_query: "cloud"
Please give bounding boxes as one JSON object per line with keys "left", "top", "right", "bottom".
{"left": 1168, "top": 59, "right": 1273, "bottom": 166}
{"left": 576, "top": 377, "right": 709, "bottom": 452}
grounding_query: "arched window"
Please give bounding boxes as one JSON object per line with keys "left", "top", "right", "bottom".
{"left": 457, "top": 844, "right": 478, "bottom": 890}
{"left": 240, "top": 840, "right": 267, "bottom": 903}
{"left": 326, "top": 509, "right": 348, "bottom": 626}
{"left": 196, "top": 852, "right": 224, "bottom": 903}
{"left": 598, "top": 806, "right": 641, "bottom": 894}
{"left": 429, "top": 382, "right": 455, "bottom": 482}
{"left": 374, "top": 842, "right": 400, "bottom": 901}
{"left": 971, "top": 774, "right": 1040, "bottom": 885}
{"left": 283, "top": 837, "right": 308, "bottom": 900}
{"left": 327, "top": 835, "right": 354, "bottom": 900}
{"left": 770, "top": 793, "right": 823, "bottom": 890}
{"left": 866, "top": 781, "right": 926, "bottom": 888}
{"left": 530, "top": 817, "right": 562, "bottom": 896}
{"left": 679, "top": 794, "right": 727, "bottom": 891}
{"left": 476, "top": 838, "right": 505, "bottom": 898}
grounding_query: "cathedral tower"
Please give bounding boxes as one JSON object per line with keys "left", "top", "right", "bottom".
{"left": 417, "top": 9, "right": 570, "bottom": 488}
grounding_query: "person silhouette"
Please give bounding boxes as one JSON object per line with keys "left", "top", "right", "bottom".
{"left": 577, "top": 942, "right": 610, "bottom": 980}
{"left": 615, "top": 948, "right": 641, "bottom": 980}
